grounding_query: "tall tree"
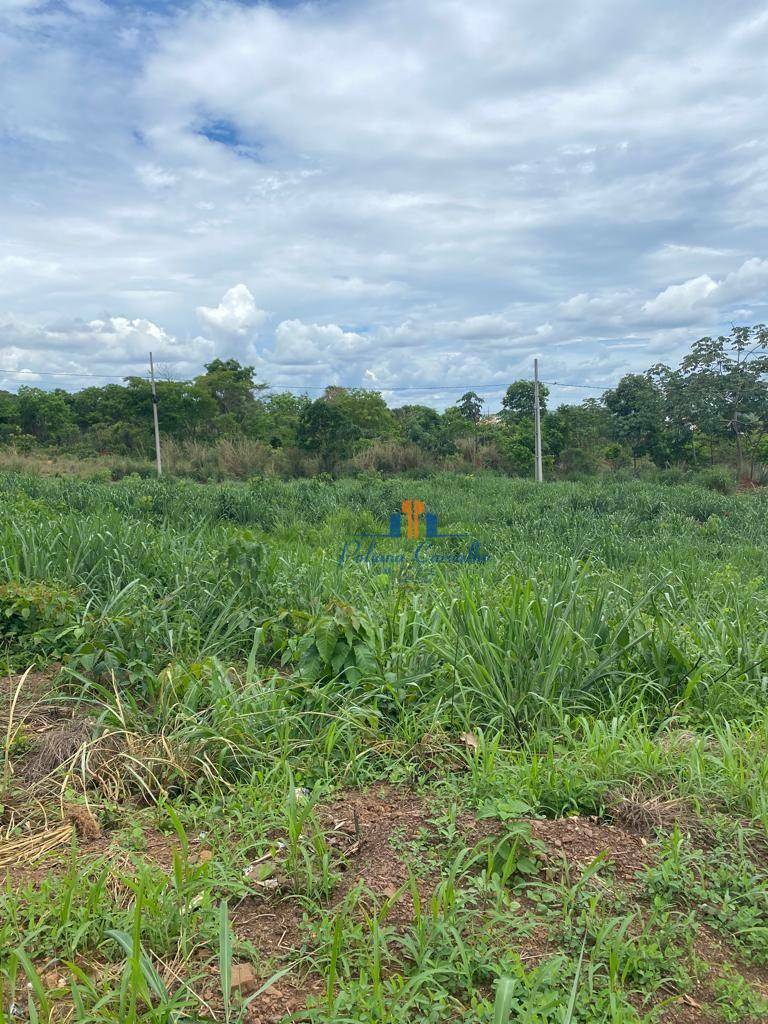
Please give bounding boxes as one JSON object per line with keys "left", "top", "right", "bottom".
{"left": 679, "top": 325, "right": 768, "bottom": 476}
{"left": 322, "top": 387, "right": 398, "bottom": 441}
{"left": 194, "top": 359, "right": 267, "bottom": 436}
{"left": 501, "top": 379, "right": 549, "bottom": 420}
{"left": 16, "top": 387, "right": 76, "bottom": 445}
{"left": 455, "top": 391, "right": 484, "bottom": 422}
{"left": 262, "top": 392, "right": 311, "bottom": 448}
{"left": 603, "top": 373, "right": 666, "bottom": 468}
{"left": 297, "top": 398, "right": 357, "bottom": 471}
{"left": 546, "top": 398, "right": 611, "bottom": 465}
{"left": 0, "top": 390, "right": 20, "bottom": 443}
{"left": 393, "top": 404, "right": 455, "bottom": 455}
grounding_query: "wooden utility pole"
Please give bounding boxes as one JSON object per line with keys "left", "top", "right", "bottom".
{"left": 533, "top": 357, "right": 543, "bottom": 482}
{"left": 149, "top": 352, "right": 162, "bottom": 478}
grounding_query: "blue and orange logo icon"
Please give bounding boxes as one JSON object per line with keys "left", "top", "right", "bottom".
{"left": 388, "top": 499, "right": 463, "bottom": 539}
{"left": 339, "top": 498, "right": 487, "bottom": 570}
{"left": 357, "top": 499, "right": 465, "bottom": 540}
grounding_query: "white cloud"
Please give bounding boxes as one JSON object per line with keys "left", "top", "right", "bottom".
{"left": 197, "top": 284, "right": 268, "bottom": 337}
{"left": 560, "top": 292, "right": 634, "bottom": 322}
{"left": 642, "top": 258, "right": 768, "bottom": 320}
{"left": 374, "top": 315, "right": 523, "bottom": 349}
{"left": 2, "top": 1, "right": 768, "bottom": 402}
{"left": 642, "top": 275, "right": 719, "bottom": 319}
{"left": 136, "top": 163, "right": 178, "bottom": 190}
{"left": 273, "top": 320, "right": 367, "bottom": 366}
{"left": 0, "top": 312, "right": 215, "bottom": 385}
{"left": 719, "top": 257, "right": 768, "bottom": 300}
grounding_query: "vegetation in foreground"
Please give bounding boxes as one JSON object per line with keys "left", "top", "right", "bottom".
{"left": 1, "top": 472, "right": 768, "bottom": 1022}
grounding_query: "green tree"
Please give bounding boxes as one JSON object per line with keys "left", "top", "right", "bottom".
{"left": 548, "top": 399, "right": 610, "bottom": 453}
{"left": 262, "top": 392, "right": 311, "bottom": 448}
{"left": 678, "top": 325, "right": 768, "bottom": 477}
{"left": 16, "top": 387, "right": 76, "bottom": 445}
{"left": 322, "top": 387, "right": 398, "bottom": 443}
{"left": 194, "top": 359, "right": 267, "bottom": 437}
{"left": 0, "top": 390, "right": 20, "bottom": 443}
{"left": 603, "top": 373, "right": 666, "bottom": 468}
{"left": 297, "top": 398, "right": 357, "bottom": 471}
{"left": 69, "top": 379, "right": 219, "bottom": 453}
{"left": 495, "top": 421, "right": 536, "bottom": 474}
{"left": 393, "top": 404, "right": 455, "bottom": 456}
{"left": 501, "top": 379, "right": 549, "bottom": 420}
{"left": 455, "top": 391, "right": 484, "bottom": 423}
{"left": 442, "top": 406, "right": 481, "bottom": 440}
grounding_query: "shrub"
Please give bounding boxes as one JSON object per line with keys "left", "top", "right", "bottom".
{"left": 349, "top": 440, "right": 429, "bottom": 474}
{"left": 694, "top": 467, "right": 735, "bottom": 494}
{"left": 0, "top": 581, "right": 81, "bottom": 664}
{"left": 557, "top": 447, "right": 599, "bottom": 477}
{"left": 109, "top": 461, "right": 155, "bottom": 481}
{"left": 656, "top": 467, "right": 687, "bottom": 486}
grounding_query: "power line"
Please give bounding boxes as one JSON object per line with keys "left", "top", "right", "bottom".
{"left": 264, "top": 379, "right": 613, "bottom": 393}
{"left": 264, "top": 382, "right": 507, "bottom": 392}
{"left": 0, "top": 368, "right": 148, "bottom": 381}
{"left": 0, "top": 366, "right": 616, "bottom": 393}
{"left": 540, "top": 379, "right": 609, "bottom": 391}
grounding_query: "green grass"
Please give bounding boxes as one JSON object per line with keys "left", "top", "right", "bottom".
{"left": 1, "top": 472, "right": 768, "bottom": 1022}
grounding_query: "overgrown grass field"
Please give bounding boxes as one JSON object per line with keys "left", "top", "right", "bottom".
{"left": 1, "top": 473, "right": 768, "bottom": 1022}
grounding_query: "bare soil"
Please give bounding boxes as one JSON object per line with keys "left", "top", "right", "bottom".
{"left": 3, "top": 714, "right": 767, "bottom": 1024}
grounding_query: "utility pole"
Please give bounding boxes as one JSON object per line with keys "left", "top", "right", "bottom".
{"left": 533, "top": 358, "right": 543, "bottom": 483}
{"left": 149, "top": 351, "right": 162, "bottom": 478}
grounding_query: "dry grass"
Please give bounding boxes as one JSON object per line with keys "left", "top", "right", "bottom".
{"left": 608, "top": 791, "right": 701, "bottom": 838}
{"left": 0, "top": 821, "right": 75, "bottom": 868}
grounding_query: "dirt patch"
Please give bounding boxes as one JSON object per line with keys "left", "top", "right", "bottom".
{"left": 245, "top": 978, "right": 324, "bottom": 1024}
{"left": 233, "top": 784, "right": 443, "bottom": 1022}
{"left": 239, "top": 784, "right": 659, "bottom": 924}
{"left": 695, "top": 925, "right": 768, "bottom": 1000}
{"left": 7, "top": 779, "right": 756, "bottom": 1024}
{"left": 319, "top": 783, "right": 436, "bottom": 918}
{"left": 529, "top": 814, "right": 652, "bottom": 882}
{"left": 234, "top": 784, "right": 660, "bottom": 1021}
{"left": 232, "top": 783, "right": 435, "bottom": 962}
{"left": 648, "top": 925, "right": 768, "bottom": 1024}
{"left": 234, "top": 896, "right": 307, "bottom": 957}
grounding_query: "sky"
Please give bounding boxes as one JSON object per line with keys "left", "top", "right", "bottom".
{"left": 2, "top": 0, "right": 768, "bottom": 410}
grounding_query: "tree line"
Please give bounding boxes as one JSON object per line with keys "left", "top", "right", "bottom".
{"left": 1, "top": 325, "right": 766, "bottom": 481}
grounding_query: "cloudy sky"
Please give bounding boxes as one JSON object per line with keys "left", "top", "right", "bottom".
{"left": 2, "top": 0, "right": 768, "bottom": 409}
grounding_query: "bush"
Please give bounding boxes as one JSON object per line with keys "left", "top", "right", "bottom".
{"left": 109, "top": 461, "right": 156, "bottom": 481}
{"left": 656, "top": 467, "right": 687, "bottom": 486}
{"left": 161, "top": 438, "right": 286, "bottom": 481}
{"left": 693, "top": 468, "right": 735, "bottom": 494}
{"left": 3, "top": 435, "right": 38, "bottom": 454}
{"left": 0, "top": 581, "right": 81, "bottom": 664}
{"left": 557, "top": 447, "right": 599, "bottom": 477}
{"left": 604, "top": 442, "right": 629, "bottom": 469}
{"left": 349, "top": 440, "right": 430, "bottom": 474}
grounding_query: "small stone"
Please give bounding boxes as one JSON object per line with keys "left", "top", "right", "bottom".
{"left": 230, "top": 963, "right": 259, "bottom": 994}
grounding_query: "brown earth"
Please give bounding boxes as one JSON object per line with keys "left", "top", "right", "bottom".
{"left": 3, "top": 686, "right": 767, "bottom": 1024}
